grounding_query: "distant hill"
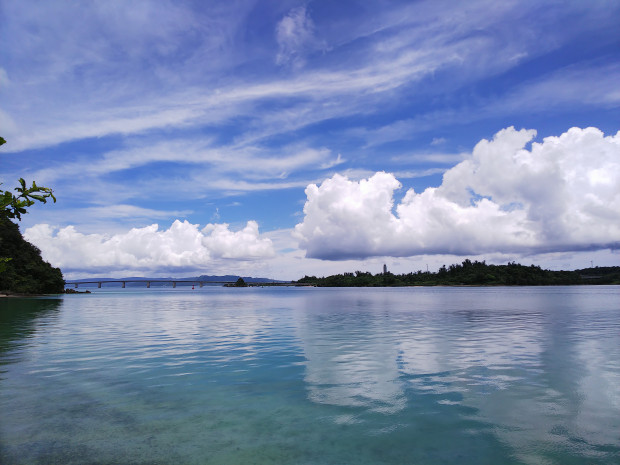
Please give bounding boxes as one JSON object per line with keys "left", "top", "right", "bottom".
{"left": 193, "top": 275, "right": 285, "bottom": 283}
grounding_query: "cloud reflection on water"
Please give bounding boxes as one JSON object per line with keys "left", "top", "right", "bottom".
{"left": 1, "top": 287, "right": 618, "bottom": 464}
{"left": 295, "top": 287, "right": 619, "bottom": 462}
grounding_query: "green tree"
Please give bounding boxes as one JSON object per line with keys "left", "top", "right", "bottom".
{"left": 0, "top": 137, "right": 64, "bottom": 294}
{"left": 0, "top": 257, "right": 10, "bottom": 273}
{"left": 0, "top": 219, "right": 65, "bottom": 293}
{"left": 0, "top": 178, "right": 56, "bottom": 221}
{"left": 1, "top": 137, "right": 57, "bottom": 220}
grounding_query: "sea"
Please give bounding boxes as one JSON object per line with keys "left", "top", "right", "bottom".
{"left": 1, "top": 285, "right": 619, "bottom": 464}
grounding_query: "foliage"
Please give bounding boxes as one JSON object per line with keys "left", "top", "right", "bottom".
{"left": 1, "top": 138, "right": 57, "bottom": 221}
{"left": 0, "top": 217, "right": 65, "bottom": 294}
{"left": 0, "top": 137, "right": 64, "bottom": 294}
{"left": 224, "top": 277, "right": 248, "bottom": 287}
{"left": 0, "top": 177, "right": 57, "bottom": 221}
{"left": 296, "top": 260, "right": 619, "bottom": 287}
{"left": 0, "top": 257, "right": 11, "bottom": 273}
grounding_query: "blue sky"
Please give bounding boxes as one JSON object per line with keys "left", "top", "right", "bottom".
{"left": 1, "top": 0, "right": 619, "bottom": 279}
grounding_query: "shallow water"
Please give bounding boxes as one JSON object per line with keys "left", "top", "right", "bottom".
{"left": 1, "top": 286, "right": 619, "bottom": 464}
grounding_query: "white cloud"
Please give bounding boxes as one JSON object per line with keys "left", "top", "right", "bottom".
{"left": 319, "top": 153, "right": 345, "bottom": 170}
{"left": 0, "top": 68, "right": 10, "bottom": 87}
{"left": 258, "top": 227, "right": 620, "bottom": 280}
{"left": 389, "top": 151, "right": 467, "bottom": 165}
{"left": 294, "top": 127, "right": 620, "bottom": 259}
{"left": 31, "top": 139, "right": 332, "bottom": 184}
{"left": 394, "top": 168, "right": 446, "bottom": 179}
{"left": 202, "top": 221, "right": 275, "bottom": 259}
{"left": 275, "top": 6, "right": 320, "bottom": 68}
{"left": 79, "top": 204, "right": 189, "bottom": 220}
{"left": 346, "top": 62, "right": 620, "bottom": 147}
{"left": 24, "top": 219, "right": 275, "bottom": 273}
{"left": 1, "top": 0, "right": 617, "bottom": 155}
{"left": 6, "top": 0, "right": 511, "bottom": 152}
{"left": 0, "top": 109, "right": 17, "bottom": 139}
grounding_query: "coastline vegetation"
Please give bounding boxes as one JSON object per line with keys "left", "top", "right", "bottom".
{"left": 224, "top": 277, "right": 248, "bottom": 287}
{"left": 0, "top": 217, "right": 65, "bottom": 294}
{"left": 296, "top": 260, "right": 620, "bottom": 287}
{"left": 1, "top": 137, "right": 64, "bottom": 295}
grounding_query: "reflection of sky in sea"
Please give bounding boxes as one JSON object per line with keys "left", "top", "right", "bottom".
{"left": 298, "top": 288, "right": 548, "bottom": 406}
{"left": 1, "top": 287, "right": 618, "bottom": 464}
{"left": 295, "top": 287, "right": 620, "bottom": 463}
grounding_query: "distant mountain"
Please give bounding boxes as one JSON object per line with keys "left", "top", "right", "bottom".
{"left": 193, "top": 275, "right": 286, "bottom": 283}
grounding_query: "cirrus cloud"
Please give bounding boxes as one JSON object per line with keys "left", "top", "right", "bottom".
{"left": 294, "top": 126, "right": 620, "bottom": 259}
{"left": 276, "top": 6, "right": 321, "bottom": 68}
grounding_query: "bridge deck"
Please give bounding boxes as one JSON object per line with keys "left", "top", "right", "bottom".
{"left": 64, "top": 280, "right": 311, "bottom": 288}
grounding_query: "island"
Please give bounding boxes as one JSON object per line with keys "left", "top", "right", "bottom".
{"left": 295, "top": 260, "right": 620, "bottom": 287}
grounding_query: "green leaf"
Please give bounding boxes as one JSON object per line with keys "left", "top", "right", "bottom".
{"left": 0, "top": 144, "right": 57, "bottom": 219}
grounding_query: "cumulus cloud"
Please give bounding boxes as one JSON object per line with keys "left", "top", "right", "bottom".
{"left": 25, "top": 220, "right": 275, "bottom": 273}
{"left": 294, "top": 127, "right": 620, "bottom": 259}
{"left": 202, "top": 221, "right": 276, "bottom": 259}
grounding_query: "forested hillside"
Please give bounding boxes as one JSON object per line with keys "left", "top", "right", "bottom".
{"left": 0, "top": 217, "right": 64, "bottom": 294}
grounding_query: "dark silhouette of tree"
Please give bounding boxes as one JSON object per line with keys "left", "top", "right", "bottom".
{"left": 295, "top": 259, "right": 614, "bottom": 287}
{"left": 0, "top": 218, "right": 64, "bottom": 294}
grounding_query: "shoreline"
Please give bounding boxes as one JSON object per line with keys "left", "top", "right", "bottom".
{"left": 1, "top": 292, "right": 66, "bottom": 298}
{"left": 2, "top": 282, "right": 618, "bottom": 298}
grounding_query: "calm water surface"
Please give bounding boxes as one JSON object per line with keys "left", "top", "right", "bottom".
{"left": 1, "top": 286, "right": 619, "bottom": 464}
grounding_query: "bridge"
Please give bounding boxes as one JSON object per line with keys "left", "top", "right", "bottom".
{"left": 64, "top": 279, "right": 312, "bottom": 288}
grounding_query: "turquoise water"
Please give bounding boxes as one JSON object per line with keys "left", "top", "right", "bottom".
{"left": 1, "top": 286, "right": 619, "bottom": 464}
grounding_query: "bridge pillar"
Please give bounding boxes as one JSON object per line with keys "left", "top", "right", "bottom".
{"left": 122, "top": 281, "right": 126, "bottom": 288}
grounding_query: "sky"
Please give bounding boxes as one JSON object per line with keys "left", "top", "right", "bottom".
{"left": 1, "top": 0, "right": 619, "bottom": 280}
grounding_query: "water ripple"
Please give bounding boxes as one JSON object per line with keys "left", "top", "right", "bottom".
{"left": 1, "top": 286, "right": 618, "bottom": 464}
